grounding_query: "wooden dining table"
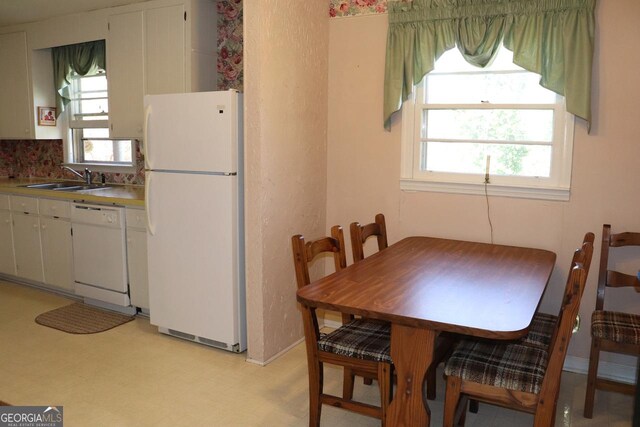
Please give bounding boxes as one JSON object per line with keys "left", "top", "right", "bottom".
{"left": 296, "top": 236, "right": 556, "bottom": 427}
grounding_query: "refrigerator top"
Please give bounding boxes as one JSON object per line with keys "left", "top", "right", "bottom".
{"left": 144, "top": 90, "right": 242, "bottom": 174}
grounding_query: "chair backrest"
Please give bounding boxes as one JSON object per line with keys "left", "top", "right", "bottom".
{"left": 291, "top": 225, "right": 347, "bottom": 290}
{"left": 538, "top": 235, "right": 593, "bottom": 402}
{"left": 596, "top": 224, "right": 640, "bottom": 311}
{"left": 350, "top": 213, "right": 388, "bottom": 263}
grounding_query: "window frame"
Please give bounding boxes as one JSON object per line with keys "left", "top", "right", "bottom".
{"left": 64, "top": 72, "right": 136, "bottom": 173}
{"left": 400, "top": 64, "right": 575, "bottom": 202}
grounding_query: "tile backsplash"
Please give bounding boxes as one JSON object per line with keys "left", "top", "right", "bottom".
{"left": 0, "top": 139, "right": 145, "bottom": 185}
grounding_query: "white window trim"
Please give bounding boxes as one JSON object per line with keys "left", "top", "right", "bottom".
{"left": 64, "top": 132, "right": 138, "bottom": 175}
{"left": 400, "top": 87, "right": 575, "bottom": 202}
{"left": 64, "top": 73, "right": 137, "bottom": 173}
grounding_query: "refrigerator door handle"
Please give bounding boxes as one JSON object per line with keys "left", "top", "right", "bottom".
{"left": 146, "top": 172, "right": 156, "bottom": 236}
{"left": 143, "top": 105, "right": 152, "bottom": 170}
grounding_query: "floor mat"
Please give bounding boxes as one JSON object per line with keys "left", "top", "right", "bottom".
{"left": 35, "top": 302, "right": 134, "bottom": 334}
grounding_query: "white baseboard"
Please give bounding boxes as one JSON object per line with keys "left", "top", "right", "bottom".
{"left": 563, "top": 355, "right": 637, "bottom": 384}
{"left": 246, "top": 336, "right": 305, "bottom": 367}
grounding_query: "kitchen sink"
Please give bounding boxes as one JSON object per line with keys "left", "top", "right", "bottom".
{"left": 21, "top": 182, "right": 111, "bottom": 192}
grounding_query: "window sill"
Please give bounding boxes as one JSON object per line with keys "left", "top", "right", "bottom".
{"left": 62, "top": 162, "right": 137, "bottom": 175}
{"left": 400, "top": 179, "right": 570, "bottom": 201}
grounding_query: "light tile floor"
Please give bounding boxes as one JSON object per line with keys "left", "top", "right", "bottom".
{"left": 0, "top": 280, "right": 633, "bottom": 426}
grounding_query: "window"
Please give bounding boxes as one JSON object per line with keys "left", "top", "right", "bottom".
{"left": 400, "top": 47, "right": 574, "bottom": 201}
{"left": 67, "top": 72, "right": 134, "bottom": 167}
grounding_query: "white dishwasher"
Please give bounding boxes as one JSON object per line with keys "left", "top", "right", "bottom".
{"left": 71, "top": 203, "right": 132, "bottom": 313}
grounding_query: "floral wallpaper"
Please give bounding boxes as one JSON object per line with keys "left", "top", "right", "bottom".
{"left": 0, "top": 139, "right": 145, "bottom": 185}
{"left": 217, "top": 0, "right": 243, "bottom": 91}
{"left": 330, "top": 0, "right": 388, "bottom": 17}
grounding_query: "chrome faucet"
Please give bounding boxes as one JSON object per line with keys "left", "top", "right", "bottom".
{"left": 61, "top": 165, "right": 92, "bottom": 185}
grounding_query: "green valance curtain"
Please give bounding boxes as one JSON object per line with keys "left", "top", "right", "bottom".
{"left": 383, "top": 0, "right": 596, "bottom": 130}
{"left": 52, "top": 40, "right": 106, "bottom": 117}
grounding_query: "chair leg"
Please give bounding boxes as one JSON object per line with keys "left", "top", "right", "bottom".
{"left": 584, "top": 338, "right": 601, "bottom": 418}
{"left": 308, "top": 361, "right": 323, "bottom": 427}
{"left": 444, "top": 375, "right": 462, "bottom": 427}
{"left": 533, "top": 401, "right": 557, "bottom": 427}
{"left": 378, "top": 363, "right": 391, "bottom": 427}
{"left": 343, "top": 368, "right": 355, "bottom": 401}
{"left": 533, "top": 383, "right": 559, "bottom": 427}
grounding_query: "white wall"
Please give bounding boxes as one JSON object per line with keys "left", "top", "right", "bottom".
{"left": 244, "top": 1, "right": 329, "bottom": 363}
{"left": 327, "top": 1, "right": 640, "bottom": 375}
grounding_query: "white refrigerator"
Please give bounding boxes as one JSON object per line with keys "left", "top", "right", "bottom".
{"left": 144, "top": 90, "right": 246, "bottom": 352}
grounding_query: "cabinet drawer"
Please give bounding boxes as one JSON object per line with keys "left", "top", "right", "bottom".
{"left": 40, "top": 198, "right": 71, "bottom": 219}
{"left": 125, "top": 208, "right": 146, "bottom": 229}
{"left": 10, "top": 195, "right": 38, "bottom": 214}
{"left": 0, "top": 194, "right": 9, "bottom": 210}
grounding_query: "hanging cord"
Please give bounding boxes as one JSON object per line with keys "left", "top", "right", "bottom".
{"left": 484, "top": 155, "right": 494, "bottom": 244}
{"left": 484, "top": 181, "right": 494, "bottom": 244}
{"left": 484, "top": 176, "right": 494, "bottom": 244}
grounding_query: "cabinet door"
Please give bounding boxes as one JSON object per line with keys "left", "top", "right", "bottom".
{"left": 108, "top": 11, "right": 144, "bottom": 139}
{"left": 0, "top": 32, "right": 31, "bottom": 138}
{"left": 12, "top": 213, "right": 44, "bottom": 283}
{"left": 127, "top": 228, "right": 149, "bottom": 310}
{"left": 41, "top": 217, "right": 73, "bottom": 291}
{"left": 145, "top": 5, "right": 185, "bottom": 95}
{"left": 0, "top": 210, "right": 16, "bottom": 275}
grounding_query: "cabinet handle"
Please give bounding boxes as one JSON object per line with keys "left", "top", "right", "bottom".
{"left": 32, "top": 223, "right": 38, "bottom": 229}
{"left": 41, "top": 224, "right": 47, "bottom": 230}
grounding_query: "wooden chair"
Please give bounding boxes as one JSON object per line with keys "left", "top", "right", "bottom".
{"left": 292, "top": 225, "right": 392, "bottom": 426}
{"left": 351, "top": 213, "right": 452, "bottom": 400}
{"left": 518, "top": 233, "right": 596, "bottom": 349}
{"left": 584, "top": 224, "right": 640, "bottom": 418}
{"left": 350, "top": 213, "right": 388, "bottom": 263}
{"left": 442, "top": 235, "right": 594, "bottom": 427}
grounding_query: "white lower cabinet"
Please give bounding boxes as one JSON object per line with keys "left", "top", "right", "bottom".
{"left": 6, "top": 194, "right": 145, "bottom": 300}
{"left": 12, "top": 211, "right": 44, "bottom": 283}
{"left": 0, "top": 195, "right": 16, "bottom": 275}
{"left": 126, "top": 207, "right": 149, "bottom": 310}
{"left": 9, "top": 195, "right": 73, "bottom": 292}
{"left": 40, "top": 199, "right": 73, "bottom": 291}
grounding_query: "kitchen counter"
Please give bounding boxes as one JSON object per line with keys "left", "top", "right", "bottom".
{"left": 0, "top": 177, "right": 145, "bottom": 207}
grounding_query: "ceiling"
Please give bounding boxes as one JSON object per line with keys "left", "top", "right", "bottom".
{"left": 0, "top": 0, "right": 149, "bottom": 27}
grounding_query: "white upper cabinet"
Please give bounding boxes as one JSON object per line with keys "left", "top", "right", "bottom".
{"left": 145, "top": 5, "right": 186, "bottom": 95}
{"left": 107, "top": 11, "right": 145, "bottom": 139}
{"left": 0, "top": 32, "right": 32, "bottom": 139}
{"left": 105, "top": 0, "right": 216, "bottom": 138}
{"left": 0, "top": 0, "right": 216, "bottom": 140}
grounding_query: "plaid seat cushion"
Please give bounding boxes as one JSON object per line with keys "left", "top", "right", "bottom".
{"left": 445, "top": 339, "right": 549, "bottom": 394}
{"left": 318, "top": 319, "right": 391, "bottom": 363}
{"left": 519, "top": 312, "right": 557, "bottom": 349}
{"left": 591, "top": 310, "right": 640, "bottom": 345}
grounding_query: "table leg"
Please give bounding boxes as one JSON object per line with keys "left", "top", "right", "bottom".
{"left": 387, "top": 324, "right": 436, "bottom": 427}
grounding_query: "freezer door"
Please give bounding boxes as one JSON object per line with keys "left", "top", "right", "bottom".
{"left": 144, "top": 90, "right": 240, "bottom": 173}
{"left": 147, "top": 171, "right": 242, "bottom": 346}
